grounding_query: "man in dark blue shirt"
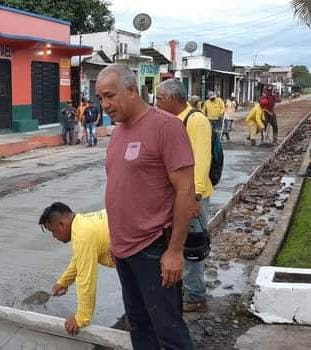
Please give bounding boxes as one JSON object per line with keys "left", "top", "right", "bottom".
{"left": 61, "top": 100, "right": 76, "bottom": 145}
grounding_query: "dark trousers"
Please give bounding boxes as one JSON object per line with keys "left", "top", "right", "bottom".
{"left": 116, "top": 237, "right": 193, "bottom": 350}
{"left": 62, "top": 127, "right": 74, "bottom": 145}
{"left": 264, "top": 112, "right": 278, "bottom": 141}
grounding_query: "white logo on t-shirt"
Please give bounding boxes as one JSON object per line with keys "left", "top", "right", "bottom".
{"left": 124, "top": 142, "right": 141, "bottom": 161}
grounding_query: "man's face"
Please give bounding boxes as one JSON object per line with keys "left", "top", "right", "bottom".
{"left": 96, "top": 73, "right": 135, "bottom": 123}
{"left": 46, "top": 219, "right": 70, "bottom": 243}
{"left": 155, "top": 89, "right": 174, "bottom": 113}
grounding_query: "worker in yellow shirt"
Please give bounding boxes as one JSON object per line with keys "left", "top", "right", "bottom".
{"left": 246, "top": 98, "right": 268, "bottom": 146}
{"left": 202, "top": 91, "right": 225, "bottom": 132}
{"left": 156, "top": 79, "right": 213, "bottom": 312}
{"left": 38, "top": 202, "right": 114, "bottom": 336}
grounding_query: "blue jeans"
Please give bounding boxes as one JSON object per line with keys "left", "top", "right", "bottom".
{"left": 86, "top": 122, "right": 97, "bottom": 146}
{"left": 183, "top": 197, "right": 209, "bottom": 303}
{"left": 116, "top": 237, "right": 193, "bottom": 350}
{"left": 210, "top": 119, "right": 222, "bottom": 132}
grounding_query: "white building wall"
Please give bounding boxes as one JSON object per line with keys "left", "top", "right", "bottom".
{"left": 71, "top": 30, "right": 141, "bottom": 62}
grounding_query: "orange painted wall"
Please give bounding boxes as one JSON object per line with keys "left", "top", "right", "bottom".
{"left": 11, "top": 48, "right": 71, "bottom": 105}
{"left": 0, "top": 9, "right": 70, "bottom": 43}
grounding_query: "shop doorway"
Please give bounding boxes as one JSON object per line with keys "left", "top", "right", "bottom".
{"left": 0, "top": 59, "right": 12, "bottom": 130}
{"left": 32, "top": 61, "right": 59, "bottom": 125}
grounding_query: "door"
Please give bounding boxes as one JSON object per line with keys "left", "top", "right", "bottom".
{"left": 32, "top": 61, "right": 59, "bottom": 125}
{"left": 0, "top": 59, "right": 12, "bottom": 129}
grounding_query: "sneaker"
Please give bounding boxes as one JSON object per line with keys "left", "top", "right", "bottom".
{"left": 183, "top": 301, "right": 207, "bottom": 313}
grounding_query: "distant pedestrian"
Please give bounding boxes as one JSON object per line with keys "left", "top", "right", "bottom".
{"left": 83, "top": 100, "right": 100, "bottom": 147}
{"left": 38, "top": 202, "right": 114, "bottom": 336}
{"left": 96, "top": 64, "right": 195, "bottom": 350}
{"left": 61, "top": 100, "right": 76, "bottom": 145}
{"left": 222, "top": 95, "right": 237, "bottom": 141}
{"left": 156, "top": 79, "right": 213, "bottom": 313}
{"left": 261, "top": 85, "right": 281, "bottom": 144}
{"left": 189, "top": 95, "right": 202, "bottom": 110}
{"left": 76, "top": 98, "right": 88, "bottom": 144}
{"left": 246, "top": 98, "right": 268, "bottom": 146}
{"left": 202, "top": 91, "right": 225, "bottom": 132}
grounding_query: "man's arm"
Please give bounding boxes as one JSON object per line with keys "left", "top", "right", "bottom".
{"left": 219, "top": 98, "right": 225, "bottom": 115}
{"left": 187, "top": 115, "right": 212, "bottom": 195}
{"left": 161, "top": 165, "right": 195, "bottom": 288}
{"left": 72, "top": 237, "right": 98, "bottom": 328}
{"left": 256, "top": 110, "right": 265, "bottom": 130}
{"left": 57, "top": 257, "right": 77, "bottom": 288}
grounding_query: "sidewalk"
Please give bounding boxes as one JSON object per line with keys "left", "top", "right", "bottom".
{"left": 0, "top": 125, "right": 109, "bottom": 158}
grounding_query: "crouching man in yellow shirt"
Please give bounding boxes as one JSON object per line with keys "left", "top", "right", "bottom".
{"left": 246, "top": 98, "right": 268, "bottom": 146}
{"left": 39, "top": 202, "right": 114, "bottom": 336}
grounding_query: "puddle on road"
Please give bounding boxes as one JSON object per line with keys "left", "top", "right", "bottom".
{"left": 205, "top": 259, "right": 248, "bottom": 298}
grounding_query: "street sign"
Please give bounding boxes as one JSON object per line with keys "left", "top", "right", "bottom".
{"left": 133, "top": 13, "right": 152, "bottom": 32}
{"left": 185, "top": 41, "right": 198, "bottom": 53}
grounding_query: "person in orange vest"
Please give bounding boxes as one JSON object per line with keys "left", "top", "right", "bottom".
{"left": 75, "top": 98, "right": 88, "bottom": 144}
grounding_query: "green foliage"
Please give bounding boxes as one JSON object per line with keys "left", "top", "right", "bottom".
{"left": 276, "top": 179, "right": 311, "bottom": 268}
{"left": 0, "top": 0, "right": 114, "bottom": 34}
{"left": 291, "top": 0, "right": 311, "bottom": 28}
{"left": 292, "top": 65, "right": 311, "bottom": 88}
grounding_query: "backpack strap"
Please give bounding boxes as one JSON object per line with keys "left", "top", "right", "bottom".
{"left": 183, "top": 108, "right": 201, "bottom": 127}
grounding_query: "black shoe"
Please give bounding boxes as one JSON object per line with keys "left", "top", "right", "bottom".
{"left": 76, "top": 139, "right": 81, "bottom": 145}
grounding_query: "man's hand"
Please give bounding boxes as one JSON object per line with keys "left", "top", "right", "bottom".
{"left": 160, "top": 249, "right": 184, "bottom": 288}
{"left": 51, "top": 283, "right": 68, "bottom": 297}
{"left": 65, "top": 315, "right": 80, "bottom": 336}
{"left": 193, "top": 200, "right": 201, "bottom": 218}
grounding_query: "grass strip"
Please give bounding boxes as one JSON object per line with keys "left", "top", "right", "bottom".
{"left": 276, "top": 179, "right": 311, "bottom": 267}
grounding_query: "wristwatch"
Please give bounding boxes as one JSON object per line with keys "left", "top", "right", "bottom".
{"left": 195, "top": 193, "right": 202, "bottom": 202}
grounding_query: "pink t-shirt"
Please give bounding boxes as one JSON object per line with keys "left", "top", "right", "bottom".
{"left": 105, "top": 107, "right": 194, "bottom": 258}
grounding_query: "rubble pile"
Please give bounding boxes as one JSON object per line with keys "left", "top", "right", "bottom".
{"left": 211, "top": 121, "right": 310, "bottom": 262}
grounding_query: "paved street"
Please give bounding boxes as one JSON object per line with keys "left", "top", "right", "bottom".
{"left": 0, "top": 98, "right": 310, "bottom": 348}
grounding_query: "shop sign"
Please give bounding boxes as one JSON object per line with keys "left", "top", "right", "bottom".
{"left": 60, "top": 58, "right": 71, "bottom": 69}
{"left": 0, "top": 44, "right": 12, "bottom": 58}
{"left": 141, "top": 64, "right": 159, "bottom": 75}
{"left": 60, "top": 79, "right": 70, "bottom": 86}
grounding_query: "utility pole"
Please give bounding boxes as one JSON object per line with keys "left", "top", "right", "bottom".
{"left": 78, "top": 32, "right": 82, "bottom": 104}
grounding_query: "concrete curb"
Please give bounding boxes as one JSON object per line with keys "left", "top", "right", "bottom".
{"left": 0, "top": 306, "right": 132, "bottom": 350}
{"left": 0, "top": 127, "right": 108, "bottom": 158}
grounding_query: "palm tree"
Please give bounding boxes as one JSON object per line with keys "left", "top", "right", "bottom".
{"left": 291, "top": 0, "right": 311, "bottom": 27}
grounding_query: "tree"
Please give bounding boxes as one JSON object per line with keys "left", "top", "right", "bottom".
{"left": 0, "top": 0, "right": 114, "bottom": 34}
{"left": 291, "top": 0, "right": 311, "bottom": 27}
{"left": 292, "top": 65, "right": 311, "bottom": 88}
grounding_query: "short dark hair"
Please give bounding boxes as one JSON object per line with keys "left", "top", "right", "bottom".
{"left": 39, "top": 202, "right": 73, "bottom": 231}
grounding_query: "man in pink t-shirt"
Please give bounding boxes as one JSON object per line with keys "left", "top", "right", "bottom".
{"left": 96, "top": 64, "right": 195, "bottom": 349}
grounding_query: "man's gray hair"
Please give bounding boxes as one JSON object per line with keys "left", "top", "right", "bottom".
{"left": 157, "top": 79, "right": 187, "bottom": 102}
{"left": 97, "top": 64, "right": 138, "bottom": 90}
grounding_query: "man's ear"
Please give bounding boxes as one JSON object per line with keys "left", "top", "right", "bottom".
{"left": 127, "top": 86, "right": 139, "bottom": 98}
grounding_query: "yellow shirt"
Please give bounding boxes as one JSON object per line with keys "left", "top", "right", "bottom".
{"left": 57, "top": 210, "right": 113, "bottom": 327}
{"left": 246, "top": 104, "right": 265, "bottom": 130}
{"left": 178, "top": 104, "right": 213, "bottom": 198}
{"left": 202, "top": 97, "right": 225, "bottom": 120}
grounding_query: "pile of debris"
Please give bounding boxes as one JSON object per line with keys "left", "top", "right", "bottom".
{"left": 211, "top": 121, "right": 310, "bottom": 262}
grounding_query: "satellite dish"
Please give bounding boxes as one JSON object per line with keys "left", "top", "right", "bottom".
{"left": 133, "top": 13, "right": 152, "bottom": 32}
{"left": 185, "top": 41, "right": 198, "bottom": 53}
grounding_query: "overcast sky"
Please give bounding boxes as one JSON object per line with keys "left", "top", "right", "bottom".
{"left": 110, "top": 0, "right": 311, "bottom": 68}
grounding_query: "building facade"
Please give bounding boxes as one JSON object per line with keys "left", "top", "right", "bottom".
{"left": 0, "top": 5, "right": 91, "bottom": 132}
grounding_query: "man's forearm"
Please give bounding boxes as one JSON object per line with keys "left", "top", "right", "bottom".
{"left": 168, "top": 189, "right": 194, "bottom": 252}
